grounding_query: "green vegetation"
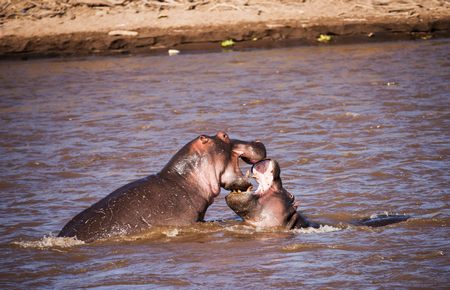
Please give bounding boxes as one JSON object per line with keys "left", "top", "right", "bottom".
{"left": 317, "top": 34, "right": 332, "bottom": 43}
{"left": 221, "top": 39, "right": 235, "bottom": 47}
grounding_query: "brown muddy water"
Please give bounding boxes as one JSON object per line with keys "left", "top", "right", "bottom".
{"left": 0, "top": 39, "right": 449, "bottom": 289}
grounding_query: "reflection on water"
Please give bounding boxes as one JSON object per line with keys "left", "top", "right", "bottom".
{"left": 0, "top": 39, "right": 449, "bottom": 288}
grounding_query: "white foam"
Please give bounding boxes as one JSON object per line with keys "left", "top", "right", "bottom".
{"left": 292, "top": 225, "right": 342, "bottom": 234}
{"left": 224, "top": 224, "right": 341, "bottom": 234}
{"left": 369, "top": 211, "right": 391, "bottom": 219}
{"left": 12, "top": 235, "right": 85, "bottom": 249}
{"left": 224, "top": 224, "right": 257, "bottom": 234}
{"left": 163, "top": 228, "right": 180, "bottom": 237}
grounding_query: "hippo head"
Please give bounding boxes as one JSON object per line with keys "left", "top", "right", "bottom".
{"left": 225, "top": 159, "right": 300, "bottom": 228}
{"left": 160, "top": 132, "right": 266, "bottom": 197}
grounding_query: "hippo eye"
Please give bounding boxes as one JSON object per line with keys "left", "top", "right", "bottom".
{"left": 222, "top": 133, "right": 228, "bottom": 140}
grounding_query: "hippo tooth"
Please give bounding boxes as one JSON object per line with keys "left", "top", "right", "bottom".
{"left": 245, "top": 169, "right": 250, "bottom": 178}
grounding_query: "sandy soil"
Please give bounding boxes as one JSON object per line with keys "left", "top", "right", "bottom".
{"left": 1, "top": 0, "right": 450, "bottom": 58}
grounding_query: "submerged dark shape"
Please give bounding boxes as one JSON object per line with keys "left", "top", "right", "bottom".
{"left": 353, "top": 213, "right": 411, "bottom": 227}
{"left": 225, "top": 159, "right": 410, "bottom": 229}
{"left": 59, "top": 132, "right": 266, "bottom": 242}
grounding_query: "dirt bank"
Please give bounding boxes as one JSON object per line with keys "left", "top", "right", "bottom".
{"left": 1, "top": 0, "right": 450, "bottom": 59}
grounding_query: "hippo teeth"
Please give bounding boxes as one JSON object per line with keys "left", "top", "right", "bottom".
{"left": 230, "top": 186, "right": 253, "bottom": 194}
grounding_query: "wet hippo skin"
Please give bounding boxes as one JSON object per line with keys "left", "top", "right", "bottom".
{"left": 58, "top": 132, "right": 266, "bottom": 242}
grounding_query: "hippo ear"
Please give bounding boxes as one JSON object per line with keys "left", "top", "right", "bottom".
{"left": 199, "top": 135, "right": 209, "bottom": 144}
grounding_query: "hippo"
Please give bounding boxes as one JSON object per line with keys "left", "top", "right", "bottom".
{"left": 59, "top": 132, "right": 266, "bottom": 242}
{"left": 225, "top": 159, "right": 410, "bottom": 229}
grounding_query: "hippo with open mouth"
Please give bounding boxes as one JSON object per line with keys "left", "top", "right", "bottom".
{"left": 59, "top": 132, "right": 266, "bottom": 242}
{"left": 226, "top": 159, "right": 410, "bottom": 229}
{"left": 226, "top": 159, "right": 318, "bottom": 229}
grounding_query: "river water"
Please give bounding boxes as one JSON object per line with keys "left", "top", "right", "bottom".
{"left": 0, "top": 39, "right": 449, "bottom": 288}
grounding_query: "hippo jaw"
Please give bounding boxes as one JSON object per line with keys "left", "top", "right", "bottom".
{"left": 225, "top": 159, "right": 275, "bottom": 221}
{"left": 226, "top": 159, "right": 278, "bottom": 211}
{"left": 221, "top": 139, "right": 267, "bottom": 192}
{"left": 226, "top": 159, "right": 297, "bottom": 227}
{"left": 224, "top": 185, "right": 256, "bottom": 219}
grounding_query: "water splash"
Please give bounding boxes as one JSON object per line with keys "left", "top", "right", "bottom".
{"left": 224, "top": 224, "right": 258, "bottom": 234}
{"left": 369, "top": 211, "right": 391, "bottom": 219}
{"left": 12, "top": 235, "right": 84, "bottom": 249}
{"left": 223, "top": 224, "right": 342, "bottom": 235}
{"left": 293, "top": 225, "right": 342, "bottom": 234}
{"left": 163, "top": 228, "right": 180, "bottom": 237}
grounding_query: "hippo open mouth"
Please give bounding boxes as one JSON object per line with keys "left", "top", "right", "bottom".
{"left": 225, "top": 158, "right": 303, "bottom": 228}
{"left": 222, "top": 139, "right": 267, "bottom": 192}
{"left": 225, "top": 159, "right": 283, "bottom": 218}
{"left": 227, "top": 159, "right": 279, "bottom": 196}
{"left": 252, "top": 159, "right": 279, "bottom": 196}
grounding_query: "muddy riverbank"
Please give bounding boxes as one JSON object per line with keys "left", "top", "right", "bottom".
{"left": 1, "top": 0, "right": 450, "bottom": 58}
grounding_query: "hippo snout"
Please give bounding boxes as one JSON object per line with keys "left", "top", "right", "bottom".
{"left": 231, "top": 139, "right": 267, "bottom": 165}
{"left": 223, "top": 177, "right": 253, "bottom": 192}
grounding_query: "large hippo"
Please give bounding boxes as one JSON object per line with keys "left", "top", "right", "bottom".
{"left": 225, "top": 159, "right": 410, "bottom": 229}
{"left": 59, "top": 132, "right": 266, "bottom": 242}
